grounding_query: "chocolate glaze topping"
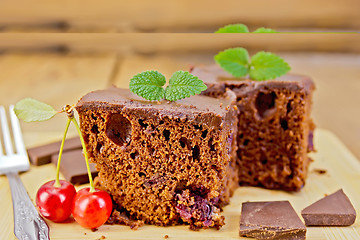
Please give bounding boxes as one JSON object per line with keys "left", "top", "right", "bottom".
{"left": 76, "top": 87, "right": 236, "bottom": 128}
{"left": 191, "top": 64, "right": 315, "bottom": 95}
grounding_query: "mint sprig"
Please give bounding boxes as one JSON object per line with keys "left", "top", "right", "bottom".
{"left": 215, "top": 24, "right": 277, "bottom": 33}
{"left": 165, "top": 71, "right": 207, "bottom": 101}
{"left": 215, "top": 24, "right": 249, "bottom": 33}
{"left": 129, "top": 70, "right": 207, "bottom": 101}
{"left": 214, "top": 48, "right": 249, "bottom": 77}
{"left": 249, "top": 52, "right": 290, "bottom": 80}
{"left": 14, "top": 98, "right": 57, "bottom": 122}
{"left": 129, "top": 71, "right": 166, "bottom": 101}
{"left": 214, "top": 48, "right": 290, "bottom": 81}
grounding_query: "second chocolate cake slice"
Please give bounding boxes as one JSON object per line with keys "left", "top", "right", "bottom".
{"left": 75, "top": 87, "right": 238, "bottom": 230}
{"left": 192, "top": 65, "right": 315, "bottom": 191}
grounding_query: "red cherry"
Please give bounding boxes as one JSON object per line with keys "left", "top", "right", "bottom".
{"left": 71, "top": 188, "right": 112, "bottom": 229}
{"left": 36, "top": 180, "right": 76, "bottom": 222}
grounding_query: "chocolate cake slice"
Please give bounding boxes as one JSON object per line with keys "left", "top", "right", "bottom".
{"left": 75, "top": 87, "right": 239, "bottom": 230}
{"left": 301, "top": 189, "right": 356, "bottom": 226}
{"left": 191, "top": 65, "right": 315, "bottom": 191}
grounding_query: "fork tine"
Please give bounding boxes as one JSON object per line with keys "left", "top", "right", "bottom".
{"left": 0, "top": 106, "right": 14, "bottom": 155}
{"left": 9, "top": 105, "right": 26, "bottom": 155}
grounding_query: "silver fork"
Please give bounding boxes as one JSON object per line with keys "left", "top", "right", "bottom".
{"left": 0, "top": 105, "right": 49, "bottom": 240}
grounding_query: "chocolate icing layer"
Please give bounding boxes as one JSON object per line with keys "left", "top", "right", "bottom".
{"left": 77, "top": 86, "right": 236, "bottom": 128}
{"left": 191, "top": 64, "right": 314, "bottom": 95}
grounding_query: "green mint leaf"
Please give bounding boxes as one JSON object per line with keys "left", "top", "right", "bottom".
{"left": 214, "top": 48, "right": 250, "bottom": 77}
{"left": 249, "top": 51, "right": 290, "bottom": 81}
{"left": 14, "top": 98, "right": 57, "bottom": 122}
{"left": 165, "top": 71, "right": 207, "bottom": 101}
{"left": 215, "top": 24, "right": 249, "bottom": 33}
{"left": 253, "top": 27, "right": 278, "bottom": 33}
{"left": 129, "top": 70, "right": 166, "bottom": 101}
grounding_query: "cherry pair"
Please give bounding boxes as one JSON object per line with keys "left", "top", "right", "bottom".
{"left": 33, "top": 105, "right": 112, "bottom": 229}
{"left": 36, "top": 179, "right": 112, "bottom": 229}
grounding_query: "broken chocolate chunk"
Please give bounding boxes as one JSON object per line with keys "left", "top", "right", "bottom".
{"left": 27, "top": 137, "right": 82, "bottom": 165}
{"left": 106, "top": 208, "right": 144, "bottom": 230}
{"left": 240, "top": 201, "right": 306, "bottom": 240}
{"left": 312, "top": 169, "right": 327, "bottom": 175}
{"left": 301, "top": 189, "right": 356, "bottom": 226}
{"left": 51, "top": 149, "right": 98, "bottom": 185}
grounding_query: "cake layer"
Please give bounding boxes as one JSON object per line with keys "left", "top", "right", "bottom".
{"left": 76, "top": 87, "right": 239, "bottom": 230}
{"left": 192, "top": 65, "right": 315, "bottom": 191}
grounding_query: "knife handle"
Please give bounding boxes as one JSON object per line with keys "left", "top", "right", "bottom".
{"left": 7, "top": 172, "right": 50, "bottom": 240}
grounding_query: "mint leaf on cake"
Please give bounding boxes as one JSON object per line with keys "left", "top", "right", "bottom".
{"left": 14, "top": 98, "right": 57, "bottom": 122}
{"left": 164, "top": 71, "right": 208, "bottom": 101}
{"left": 215, "top": 24, "right": 249, "bottom": 33}
{"left": 129, "top": 70, "right": 207, "bottom": 101}
{"left": 249, "top": 51, "right": 291, "bottom": 81}
{"left": 214, "top": 48, "right": 290, "bottom": 80}
{"left": 129, "top": 70, "right": 166, "bottom": 101}
{"left": 214, "top": 48, "right": 250, "bottom": 77}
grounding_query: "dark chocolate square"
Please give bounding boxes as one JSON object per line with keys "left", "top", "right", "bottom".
{"left": 27, "top": 137, "right": 82, "bottom": 165}
{"left": 301, "top": 189, "right": 356, "bottom": 226}
{"left": 240, "top": 201, "right": 306, "bottom": 240}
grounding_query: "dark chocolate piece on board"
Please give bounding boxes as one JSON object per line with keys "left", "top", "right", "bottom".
{"left": 301, "top": 189, "right": 356, "bottom": 226}
{"left": 51, "top": 149, "right": 98, "bottom": 185}
{"left": 27, "top": 137, "right": 82, "bottom": 165}
{"left": 240, "top": 201, "right": 306, "bottom": 240}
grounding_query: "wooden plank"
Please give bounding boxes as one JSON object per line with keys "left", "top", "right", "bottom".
{"left": 0, "top": 33, "right": 359, "bottom": 53}
{"left": 0, "top": 53, "right": 118, "bottom": 147}
{"left": 0, "top": 129, "right": 359, "bottom": 239}
{"left": 0, "top": 0, "right": 359, "bottom": 31}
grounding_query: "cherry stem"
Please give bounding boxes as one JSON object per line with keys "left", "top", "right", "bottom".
{"left": 71, "top": 117, "right": 95, "bottom": 192}
{"left": 54, "top": 118, "right": 71, "bottom": 188}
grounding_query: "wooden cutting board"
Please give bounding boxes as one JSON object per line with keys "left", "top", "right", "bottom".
{"left": 0, "top": 128, "right": 359, "bottom": 239}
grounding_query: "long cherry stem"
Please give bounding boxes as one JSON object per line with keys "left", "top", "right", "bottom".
{"left": 71, "top": 117, "right": 95, "bottom": 192}
{"left": 54, "top": 118, "right": 71, "bottom": 188}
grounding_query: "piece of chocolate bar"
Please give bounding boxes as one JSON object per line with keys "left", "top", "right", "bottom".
{"left": 27, "top": 137, "right": 82, "bottom": 165}
{"left": 51, "top": 149, "right": 98, "bottom": 185}
{"left": 240, "top": 201, "right": 306, "bottom": 240}
{"left": 301, "top": 189, "right": 356, "bottom": 226}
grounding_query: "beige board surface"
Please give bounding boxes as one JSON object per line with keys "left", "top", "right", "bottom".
{"left": 0, "top": 129, "right": 359, "bottom": 239}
